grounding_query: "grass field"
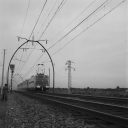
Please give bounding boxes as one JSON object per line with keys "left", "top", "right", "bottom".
{"left": 49, "top": 87, "right": 128, "bottom": 97}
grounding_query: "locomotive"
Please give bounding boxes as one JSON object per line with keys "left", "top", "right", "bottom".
{"left": 17, "top": 73, "right": 49, "bottom": 91}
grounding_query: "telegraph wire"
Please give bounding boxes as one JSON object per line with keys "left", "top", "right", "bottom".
{"left": 39, "top": 0, "right": 127, "bottom": 63}
{"left": 15, "top": 49, "right": 26, "bottom": 73}
{"left": 50, "top": 0, "right": 97, "bottom": 41}
{"left": 23, "top": 58, "right": 50, "bottom": 78}
{"left": 18, "top": 0, "right": 67, "bottom": 75}
{"left": 17, "top": 0, "right": 48, "bottom": 74}
{"left": 20, "top": 0, "right": 125, "bottom": 80}
{"left": 29, "top": 0, "right": 48, "bottom": 39}
{"left": 16, "top": 0, "right": 31, "bottom": 73}
{"left": 21, "top": 0, "right": 110, "bottom": 78}
{"left": 51, "top": 0, "right": 126, "bottom": 56}
{"left": 37, "top": 0, "right": 58, "bottom": 35}
{"left": 20, "top": 0, "right": 31, "bottom": 36}
{"left": 23, "top": 0, "right": 126, "bottom": 78}
{"left": 47, "top": 0, "right": 109, "bottom": 50}
{"left": 62, "top": 0, "right": 97, "bottom": 30}
{"left": 22, "top": 49, "right": 48, "bottom": 78}
{"left": 39, "top": 0, "right": 66, "bottom": 39}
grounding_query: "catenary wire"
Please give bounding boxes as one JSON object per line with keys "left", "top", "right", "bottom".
{"left": 47, "top": 0, "right": 109, "bottom": 50}
{"left": 49, "top": 0, "right": 97, "bottom": 41}
{"left": 20, "top": 0, "right": 31, "bottom": 36}
{"left": 28, "top": 0, "right": 48, "bottom": 39}
{"left": 21, "top": 0, "right": 111, "bottom": 78}
{"left": 15, "top": 0, "right": 31, "bottom": 73}
{"left": 22, "top": 0, "right": 126, "bottom": 79}
{"left": 17, "top": 0, "right": 96, "bottom": 72}
{"left": 18, "top": 0, "right": 67, "bottom": 74}
{"left": 17, "top": 0, "right": 48, "bottom": 74}
{"left": 20, "top": 0, "right": 99, "bottom": 77}
{"left": 37, "top": 0, "right": 58, "bottom": 35}
{"left": 39, "top": 0, "right": 66, "bottom": 39}
{"left": 51, "top": 0, "right": 126, "bottom": 56}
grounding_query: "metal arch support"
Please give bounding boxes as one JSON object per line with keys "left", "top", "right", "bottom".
{"left": 6, "top": 40, "right": 29, "bottom": 87}
{"left": 6, "top": 40, "right": 55, "bottom": 93}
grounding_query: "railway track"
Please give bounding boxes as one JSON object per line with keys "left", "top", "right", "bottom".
{"left": 17, "top": 91, "right": 128, "bottom": 127}
{"left": 46, "top": 92, "right": 128, "bottom": 106}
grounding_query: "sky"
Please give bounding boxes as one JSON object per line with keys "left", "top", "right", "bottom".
{"left": 0, "top": 0, "right": 127, "bottom": 89}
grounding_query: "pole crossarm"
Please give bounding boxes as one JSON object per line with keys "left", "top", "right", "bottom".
{"left": 17, "top": 36, "right": 48, "bottom": 43}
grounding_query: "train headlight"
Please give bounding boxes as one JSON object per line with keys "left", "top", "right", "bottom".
{"left": 37, "top": 85, "right": 40, "bottom": 88}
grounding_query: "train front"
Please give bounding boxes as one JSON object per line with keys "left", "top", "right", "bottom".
{"left": 35, "top": 73, "right": 49, "bottom": 91}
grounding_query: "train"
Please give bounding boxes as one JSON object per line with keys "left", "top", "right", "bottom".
{"left": 17, "top": 73, "right": 50, "bottom": 91}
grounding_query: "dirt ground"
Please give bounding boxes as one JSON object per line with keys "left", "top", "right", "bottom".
{"left": 0, "top": 95, "right": 7, "bottom": 128}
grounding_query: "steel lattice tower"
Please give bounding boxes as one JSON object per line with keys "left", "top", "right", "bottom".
{"left": 66, "top": 60, "right": 75, "bottom": 94}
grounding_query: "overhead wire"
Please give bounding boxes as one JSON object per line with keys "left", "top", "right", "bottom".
{"left": 37, "top": 0, "right": 58, "bottom": 35}
{"left": 28, "top": 0, "right": 48, "bottom": 39}
{"left": 22, "top": 0, "right": 126, "bottom": 79}
{"left": 16, "top": 0, "right": 96, "bottom": 73}
{"left": 15, "top": 52, "right": 25, "bottom": 73}
{"left": 20, "top": 0, "right": 97, "bottom": 76}
{"left": 23, "top": 59, "right": 51, "bottom": 78}
{"left": 14, "top": 0, "right": 31, "bottom": 74}
{"left": 17, "top": 0, "right": 48, "bottom": 74}
{"left": 18, "top": 0, "right": 67, "bottom": 76}
{"left": 21, "top": 0, "right": 110, "bottom": 78}
{"left": 18, "top": 0, "right": 64, "bottom": 74}
{"left": 39, "top": 0, "right": 66, "bottom": 39}
{"left": 51, "top": 0, "right": 127, "bottom": 56}
{"left": 49, "top": 0, "right": 97, "bottom": 41}
{"left": 47, "top": 0, "right": 109, "bottom": 50}
{"left": 21, "top": 0, "right": 126, "bottom": 80}
{"left": 20, "top": 0, "right": 31, "bottom": 35}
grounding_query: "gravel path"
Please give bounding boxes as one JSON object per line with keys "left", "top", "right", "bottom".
{"left": 0, "top": 96, "right": 7, "bottom": 128}
{"left": 4, "top": 93, "right": 122, "bottom": 128}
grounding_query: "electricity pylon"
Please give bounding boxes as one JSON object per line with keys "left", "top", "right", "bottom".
{"left": 65, "top": 60, "right": 75, "bottom": 94}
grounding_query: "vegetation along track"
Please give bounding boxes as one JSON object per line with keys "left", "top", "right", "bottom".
{"left": 17, "top": 91, "right": 128, "bottom": 127}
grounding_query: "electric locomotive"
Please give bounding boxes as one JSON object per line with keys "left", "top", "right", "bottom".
{"left": 17, "top": 73, "right": 49, "bottom": 91}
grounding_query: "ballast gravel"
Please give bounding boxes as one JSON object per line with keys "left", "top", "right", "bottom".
{"left": 4, "top": 93, "right": 117, "bottom": 128}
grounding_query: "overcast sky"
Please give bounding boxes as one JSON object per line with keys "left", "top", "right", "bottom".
{"left": 0, "top": 0, "right": 127, "bottom": 89}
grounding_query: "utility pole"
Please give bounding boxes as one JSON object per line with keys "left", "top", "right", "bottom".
{"left": 65, "top": 60, "right": 75, "bottom": 94}
{"left": 1, "top": 49, "right": 6, "bottom": 95}
{"left": 49, "top": 68, "right": 50, "bottom": 87}
{"left": 10, "top": 64, "right": 15, "bottom": 92}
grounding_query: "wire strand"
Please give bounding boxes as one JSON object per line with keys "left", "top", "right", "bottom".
{"left": 37, "top": 0, "right": 58, "bottom": 36}
{"left": 48, "top": 0, "right": 109, "bottom": 50}
{"left": 39, "top": 0, "right": 66, "bottom": 39}
{"left": 21, "top": 0, "right": 110, "bottom": 78}
{"left": 21, "top": 0, "right": 126, "bottom": 80}
{"left": 29, "top": 0, "right": 48, "bottom": 39}
{"left": 51, "top": 0, "right": 126, "bottom": 56}
{"left": 18, "top": 0, "right": 48, "bottom": 73}
{"left": 20, "top": 0, "right": 31, "bottom": 36}
{"left": 49, "top": 0, "right": 97, "bottom": 42}
{"left": 18, "top": 0, "right": 66, "bottom": 75}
